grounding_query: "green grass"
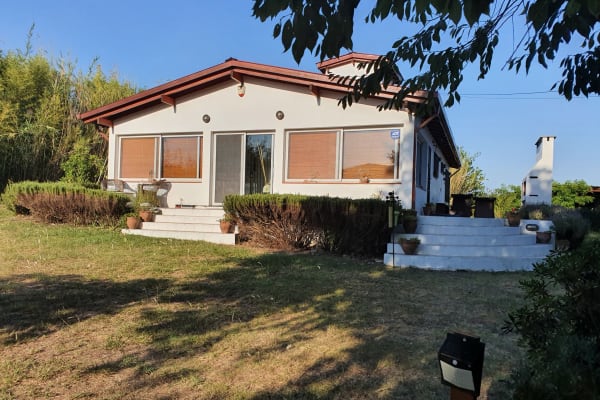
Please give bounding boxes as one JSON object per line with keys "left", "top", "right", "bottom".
{"left": 0, "top": 205, "right": 527, "bottom": 399}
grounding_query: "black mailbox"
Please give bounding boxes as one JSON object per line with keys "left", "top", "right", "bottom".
{"left": 438, "top": 332, "right": 485, "bottom": 396}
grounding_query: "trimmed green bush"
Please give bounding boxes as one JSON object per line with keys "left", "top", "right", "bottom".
{"left": 506, "top": 237, "right": 600, "bottom": 399}
{"left": 223, "top": 194, "right": 391, "bottom": 257}
{"left": 1, "top": 181, "right": 131, "bottom": 226}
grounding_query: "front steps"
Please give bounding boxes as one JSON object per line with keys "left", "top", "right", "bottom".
{"left": 384, "top": 215, "right": 553, "bottom": 271}
{"left": 122, "top": 207, "right": 236, "bottom": 245}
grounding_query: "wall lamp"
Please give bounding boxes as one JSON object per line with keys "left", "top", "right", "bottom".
{"left": 438, "top": 332, "right": 485, "bottom": 399}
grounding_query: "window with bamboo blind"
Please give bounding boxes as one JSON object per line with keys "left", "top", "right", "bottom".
{"left": 287, "top": 128, "right": 400, "bottom": 181}
{"left": 120, "top": 137, "right": 157, "bottom": 179}
{"left": 161, "top": 136, "right": 202, "bottom": 178}
{"left": 287, "top": 131, "right": 337, "bottom": 179}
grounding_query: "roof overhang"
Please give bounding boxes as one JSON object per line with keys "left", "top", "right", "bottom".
{"left": 78, "top": 56, "right": 459, "bottom": 168}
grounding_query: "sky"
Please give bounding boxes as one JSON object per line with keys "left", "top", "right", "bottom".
{"left": 1, "top": 0, "right": 598, "bottom": 190}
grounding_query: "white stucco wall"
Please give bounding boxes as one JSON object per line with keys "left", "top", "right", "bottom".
{"left": 413, "top": 127, "right": 449, "bottom": 212}
{"left": 107, "top": 77, "right": 450, "bottom": 209}
{"left": 522, "top": 136, "right": 555, "bottom": 205}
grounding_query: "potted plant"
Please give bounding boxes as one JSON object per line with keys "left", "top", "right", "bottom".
{"left": 219, "top": 214, "right": 236, "bottom": 234}
{"left": 536, "top": 230, "right": 552, "bottom": 244}
{"left": 399, "top": 237, "right": 420, "bottom": 255}
{"left": 125, "top": 212, "right": 141, "bottom": 229}
{"left": 138, "top": 204, "right": 156, "bottom": 222}
{"left": 402, "top": 209, "right": 418, "bottom": 233}
{"left": 422, "top": 202, "right": 435, "bottom": 216}
{"left": 506, "top": 208, "right": 521, "bottom": 227}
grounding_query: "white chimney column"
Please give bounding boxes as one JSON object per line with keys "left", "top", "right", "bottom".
{"left": 522, "top": 136, "right": 555, "bottom": 205}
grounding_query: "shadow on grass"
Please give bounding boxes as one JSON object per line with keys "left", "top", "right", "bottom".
{"left": 0, "top": 274, "right": 168, "bottom": 344}
{"left": 87, "top": 252, "right": 467, "bottom": 398}
{"left": 1, "top": 251, "right": 518, "bottom": 398}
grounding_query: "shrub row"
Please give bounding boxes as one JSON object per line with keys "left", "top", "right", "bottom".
{"left": 1, "top": 181, "right": 131, "bottom": 226}
{"left": 223, "top": 194, "right": 391, "bottom": 257}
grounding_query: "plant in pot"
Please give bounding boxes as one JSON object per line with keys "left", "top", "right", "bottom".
{"left": 219, "top": 214, "right": 236, "bottom": 234}
{"left": 505, "top": 207, "right": 522, "bottom": 227}
{"left": 124, "top": 212, "right": 141, "bottom": 229}
{"left": 422, "top": 202, "right": 435, "bottom": 216}
{"left": 138, "top": 203, "right": 158, "bottom": 222}
{"left": 402, "top": 209, "right": 418, "bottom": 233}
{"left": 399, "top": 237, "right": 420, "bottom": 255}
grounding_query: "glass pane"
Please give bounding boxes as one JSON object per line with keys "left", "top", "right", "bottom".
{"left": 288, "top": 131, "right": 336, "bottom": 179}
{"left": 342, "top": 130, "right": 396, "bottom": 179}
{"left": 245, "top": 134, "right": 272, "bottom": 194}
{"left": 214, "top": 135, "right": 242, "bottom": 204}
{"left": 162, "top": 137, "right": 201, "bottom": 178}
{"left": 120, "top": 137, "right": 156, "bottom": 179}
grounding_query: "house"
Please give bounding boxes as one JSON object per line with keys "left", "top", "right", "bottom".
{"left": 79, "top": 52, "right": 460, "bottom": 211}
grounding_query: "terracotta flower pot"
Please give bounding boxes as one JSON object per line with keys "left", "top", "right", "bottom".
{"left": 506, "top": 213, "right": 521, "bottom": 227}
{"left": 399, "top": 239, "right": 420, "bottom": 255}
{"left": 403, "top": 218, "right": 418, "bottom": 234}
{"left": 219, "top": 220, "right": 235, "bottom": 234}
{"left": 139, "top": 210, "right": 154, "bottom": 222}
{"left": 126, "top": 216, "right": 140, "bottom": 229}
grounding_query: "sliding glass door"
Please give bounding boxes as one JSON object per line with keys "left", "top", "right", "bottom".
{"left": 213, "top": 133, "right": 272, "bottom": 205}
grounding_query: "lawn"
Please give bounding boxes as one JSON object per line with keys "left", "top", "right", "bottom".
{"left": 0, "top": 206, "right": 527, "bottom": 399}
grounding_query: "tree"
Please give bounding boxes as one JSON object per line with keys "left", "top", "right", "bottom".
{"left": 552, "top": 179, "right": 594, "bottom": 208}
{"left": 490, "top": 184, "right": 521, "bottom": 217}
{"left": 252, "top": 0, "right": 600, "bottom": 111}
{"left": 0, "top": 30, "right": 137, "bottom": 190}
{"left": 449, "top": 147, "right": 485, "bottom": 195}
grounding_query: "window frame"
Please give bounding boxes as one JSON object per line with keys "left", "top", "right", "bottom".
{"left": 285, "top": 127, "right": 401, "bottom": 182}
{"left": 118, "top": 133, "right": 203, "bottom": 181}
{"left": 161, "top": 135, "right": 203, "bottom": 179}
{"left": 415, "top": 135, "right": 429, "bottom": 189}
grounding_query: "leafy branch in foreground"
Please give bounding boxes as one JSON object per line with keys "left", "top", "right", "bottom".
{"left": 252, "top": 0, "right": 600, "bottom": 110}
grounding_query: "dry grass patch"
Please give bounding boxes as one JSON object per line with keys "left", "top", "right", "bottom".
{"left": 0, "top": 206, "right": 526, "bottom": 399}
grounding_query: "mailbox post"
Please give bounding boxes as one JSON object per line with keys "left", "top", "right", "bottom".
{"left": 438, "top": 332, "right": 485, "bottom": 400}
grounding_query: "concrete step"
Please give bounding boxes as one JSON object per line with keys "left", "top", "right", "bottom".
{"left": 393, "top": 232, "right": 536, "bottom": 246}
{"left": 383, "top": 253, "right": 543, "bottom": 271}
{"left": 159, "top": 207, "right": 225, "bottom": 217}
{"left": 140, "top": 221, "right": 222, "bottom": 233}
{"left": 418, "top": 215, "right": 505, "bottom": 227}
{"left": 155, "top": 215, "right": 221, "bottom": 224}
{"left": 388, "top": 242, "right": 553, "bottom": 257}
{"left": 416, "top": 224, "right": 520, "bottom": 236}
{"left": 122, "top": 228, "right": 236, "bottom": 245}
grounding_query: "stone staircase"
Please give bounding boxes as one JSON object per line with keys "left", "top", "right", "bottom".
{"left": 122, "top": 207, "right": 236, "bottom": 245}
{"left": 384, "top": 215, "right": 554, "bottom": 271}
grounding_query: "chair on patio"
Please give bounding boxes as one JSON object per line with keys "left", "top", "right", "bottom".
{"left": 451, "top": 194, "right": 473, "bottom": 217}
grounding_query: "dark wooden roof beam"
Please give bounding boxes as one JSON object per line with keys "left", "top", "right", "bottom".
{"left": 230, "top": 71, "right": 244, "bottom": 86}
{"left": 97, "top": 117, "right": 113, "bottom": 128}
{"left": 309, "top": 85, "right": 320, "bottom": 99}
{"left": 161, "top": 95, "right": 176, "bottom": 107}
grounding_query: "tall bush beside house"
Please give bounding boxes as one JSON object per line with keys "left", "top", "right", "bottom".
{"left": 505, "top": 238, "right": 600, "bottom": 399}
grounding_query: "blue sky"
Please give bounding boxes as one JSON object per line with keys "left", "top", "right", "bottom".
{"left": 1, "top": 0, "right": 598, "bottom": 190}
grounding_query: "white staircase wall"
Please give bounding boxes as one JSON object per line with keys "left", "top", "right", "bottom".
{"left": 384, "top": 215, "right": 554, "bottom": 271}
{"left": 122, "top": 207, "right": 236, "bottom": 245}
